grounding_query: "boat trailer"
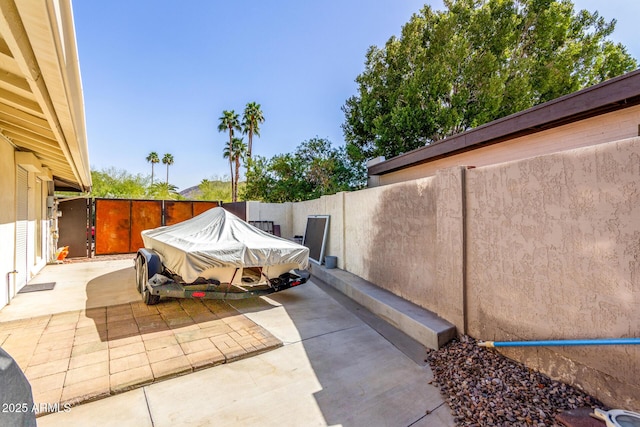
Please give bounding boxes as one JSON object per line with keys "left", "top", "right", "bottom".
{"left": 135, "top": 248, "right": 310, "bottom": 305}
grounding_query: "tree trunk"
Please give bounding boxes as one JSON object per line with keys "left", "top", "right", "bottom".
{"left": 234, "top": 156, "right": 240, "bottom": 202}
{"left": 228, "top": 130, "right": 234, "bottom": 201}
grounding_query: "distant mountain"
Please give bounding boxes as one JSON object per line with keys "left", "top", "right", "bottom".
{"left": 180, "top": 179, "right": 235, "bottom": 202}
{"left": 179, "top": 185, "right": 202, "bottom": 198}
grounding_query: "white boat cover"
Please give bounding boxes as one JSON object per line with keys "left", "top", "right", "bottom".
{"left": 141, "top": 207, "right": 309, "bottom": 283}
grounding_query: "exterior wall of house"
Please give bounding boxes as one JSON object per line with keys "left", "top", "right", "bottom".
{"left": 376, "top": 104, "right": 640, "bottom": 186}
{"left": 30, "top": 175, "right": 50, "bottom": 276}
{"left": 0, "top": 140, "right": 17, "bottom": 309}
{"left": 0, "top": 0, "right": 89, "bottom": 312}
{"left": 0, "top": 142, "right": 54, "bottom": 310}
{"left": 246, "top": 135, "right": 640, "bottom": 408}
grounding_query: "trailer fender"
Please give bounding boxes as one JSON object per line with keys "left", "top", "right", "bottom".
{"left": 136, "top": 248, "right": 162, "bottom": 305}
{"left": 136, "top": 248, "right": 162, "bottom": 277}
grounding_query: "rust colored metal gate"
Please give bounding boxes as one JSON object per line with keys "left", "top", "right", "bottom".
{"left": 94, "top": 199, "right": 219, "bottom": 255}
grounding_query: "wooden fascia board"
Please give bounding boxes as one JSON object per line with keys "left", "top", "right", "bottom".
{"left": 0, "top": 0, "right": 90, "bottom": 191}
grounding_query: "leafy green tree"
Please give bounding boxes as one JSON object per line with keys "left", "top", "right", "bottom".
{"left": 295, "top": 137, "right": 364, "bottom": 198}
{"left": 90, "top": 167, "right": 148, "bottom": 198}
{"left": 197, "top": 177, "right": 232, "bottom": 202}
{"left": 218, "top": 110, "right": 241, "bottom": 199}
{"left": 146, "top": 152, "right": 159, "bottom": 185}
{"left": 243, "top": 154, "right": 309, "bottom": 202}
{"left": 161, "top": 153, "right": 174, "bottom": 184}
{"left": 242, "top": 102, "right": 265, "bottom": 158}
{"left": 342, "top": 0, "right": 638, "bottom": 162}
{"left": 243, "top": 137, "right": 365, "bottom": 202}
{"left": 242, "top": 156, "right": 276, "bottom": 201}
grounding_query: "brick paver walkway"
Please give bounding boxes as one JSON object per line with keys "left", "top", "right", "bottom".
{"left": 0, "top": 298, "right": 281, "bottom": 415}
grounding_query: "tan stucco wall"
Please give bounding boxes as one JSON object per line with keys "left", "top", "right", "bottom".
{"left": 465, "top": 136, "right": 640, "bottom": 408}
{"left": 259, "top": 172, "right": 460, "bottom": 323}
{"left": 344, "top": 178, "right": 439, "bottom": 311}
{"left": 292, "top": 197, "right": 323, "bottom": 243}
{"left": 377, "top": 104, "right": 640, "bottom": 186}
{"left": 291, "top": 194, "right": 345, "bottom": 268}
{"left": 0, "top": 140, "right": 16, "bottom": 308}
{"left": 434, "top": 167, "right": 466, "bottom": 331}
{"left": 246, "top": 201, "right": 293, "bottom": 239}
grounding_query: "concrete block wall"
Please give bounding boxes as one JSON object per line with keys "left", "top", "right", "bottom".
{"left": 245, "top": 136, "right": 640, "bottom": 408}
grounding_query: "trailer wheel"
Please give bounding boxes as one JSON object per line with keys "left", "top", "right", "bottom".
{"left": 138, "top": 256, "right": 160, "bottom": 305}
{"left": 143, "top": 284, "right": 160, "bottom": 305}
{"left": 135, "top": 256, "right": 143, "bottom": 293}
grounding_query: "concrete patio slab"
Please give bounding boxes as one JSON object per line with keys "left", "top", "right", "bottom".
{"left": 0, "top": 258, "right": 282, "bottom": 416}
{"left": 0, "top": 299, "right": 281, "bottom": 414}
{"left": 0, "top": 259, "right": 137, "bottom": 322}
{"left": 2, "top": 258, "right": 455, "bottom": 426}
{"left": 36, "top": 284, "right": 454, "bottom": 425}
{"left": 37, "top": 388, "right": 153, "bottom": 427}
{"left": 138, "top": 326, "right": 447, "bottom": 427}
{"left": 227, "top": 281, "right": 363, "bottom": 344}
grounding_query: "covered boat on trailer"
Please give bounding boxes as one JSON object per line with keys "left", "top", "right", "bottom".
{"left": 135, "top": 207, "right": 310, "bottom": 305}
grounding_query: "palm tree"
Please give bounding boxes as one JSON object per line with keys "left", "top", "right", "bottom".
{"left": 162, "top": 153, "right": 174, "bottom": 184}
{"left": 242, "top": 102, "right": 264, "bottom": 158}
{"left": 148, "top": 182, "right": 180, "bottom": 200}
{"left": 222, "top": 137, "right": 246, "bottom": 202}
{"left": 146, "top": 152, "right": 160, "bottom": 185}
{"left": 222, "top": 144, "right": 233, "bottom": 197}
{"left": 231, "top": 137, "right": 246, "bottom": 202}
{"left": 218, "top": 110, "right": 241, "bottom": 197}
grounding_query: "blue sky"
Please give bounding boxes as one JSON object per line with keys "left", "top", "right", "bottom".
{"left": 72, "top": 1, "right": 640, "bottom": 192}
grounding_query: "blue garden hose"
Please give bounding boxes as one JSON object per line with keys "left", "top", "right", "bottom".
{"left": 478, "top": 337, "right": 640, "bottom": 347}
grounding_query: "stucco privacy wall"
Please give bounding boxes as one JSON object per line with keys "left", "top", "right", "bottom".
{"left": 245, "top": 136, "right": 638, "bottom": 407}
{"left": 247, "top": 176, "right": 463, "bottom": 323}
{"left": 465, "top": 136, "right": 640, "bottom": 408}
{"left": 246, "top": 201, "right": 293, "bottom": 239}
{"left": 273, "top": 178, "right": 459, "bottom": 322}
{"left": 291, "top": 194, "right": 345, "bottom": 268}
{"left": 378, "top": 104, "right": 640, "bottom": 186}
{"left": 344, "top": 178, "right": 442, "bottom": 315}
